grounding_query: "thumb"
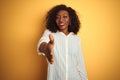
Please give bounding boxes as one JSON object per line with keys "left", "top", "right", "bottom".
{"left": 49, "top": 34, "right": 54, "bottom": 44}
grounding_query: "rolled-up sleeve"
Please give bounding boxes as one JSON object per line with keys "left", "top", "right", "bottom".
{"left": 76, "top": 37, "right": 88, "bottom": 80}
{"left": 37, "top": 29, "right": 51, "bottom": 55}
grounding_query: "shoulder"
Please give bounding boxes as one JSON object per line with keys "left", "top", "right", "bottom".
{"left": 72, "top": 34, "right": 81, "bottom": 41}
{"left": 44, "top": 29, "right": 52, "bottom": 34}
{"left": 42, "top": 29, "right": 55, "bottom": 35}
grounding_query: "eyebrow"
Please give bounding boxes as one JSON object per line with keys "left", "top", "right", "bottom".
{"left": 56, "top": 13, "right": 69, "bottom": 16}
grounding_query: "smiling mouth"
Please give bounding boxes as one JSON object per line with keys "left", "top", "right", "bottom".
{"left": 59, "top": 23, "right": 65, "bottom": 26}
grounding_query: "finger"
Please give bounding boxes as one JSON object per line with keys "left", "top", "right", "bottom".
{"left": 50, "top": 51, "right": 54, "bottom": 59}
{"left": 46, "top": 51, "right": 54, "bottom": 64}
{"left": 50, "top": 58, "right": 54, "bottom": 64}
{"left": 50, "top": 61, "right": 54, "bottom": 64}
{"left": 49, "top": 52, "right": 54, "bottom": 64}
{"left": 49, "top": 34, "right": 54, "bottom": 44}
{"left": 48, "top": 55, "right": 54, "bottom": 64}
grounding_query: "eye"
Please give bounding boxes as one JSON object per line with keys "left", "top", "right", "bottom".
{"left": 63, "top": 16, "right": 67, "bottom": 18}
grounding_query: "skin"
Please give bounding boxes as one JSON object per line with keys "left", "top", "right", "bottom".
{"left": 39, "top": 10, "right": 70, "bottom": 64}
{"left": 56, "top": 10, "right": 70, "bottom": 35}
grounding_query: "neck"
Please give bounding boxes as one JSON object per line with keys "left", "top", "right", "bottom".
{"left": 59, "top": 30, "right": 69, "bottom": 35}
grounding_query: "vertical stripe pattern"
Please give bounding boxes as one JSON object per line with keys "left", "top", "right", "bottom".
{"left": 37, "top": 29, "right": 88, "bottom": 80}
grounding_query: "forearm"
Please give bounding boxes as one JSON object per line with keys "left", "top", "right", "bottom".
{"left": 39, "top": 42, "right": 48, "bottom": 54}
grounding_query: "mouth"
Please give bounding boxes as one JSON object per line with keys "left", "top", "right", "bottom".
{"left": 58, "top": 23, "right": 65, "bottom": 26}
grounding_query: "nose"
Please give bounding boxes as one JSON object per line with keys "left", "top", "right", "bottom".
{"left": 59, "top": 17, "right": 63, "bottom": 22}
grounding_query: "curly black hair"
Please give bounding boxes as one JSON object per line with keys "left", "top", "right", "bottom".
{"left": 46, "top": 4, "right": 80, "bottom": 34}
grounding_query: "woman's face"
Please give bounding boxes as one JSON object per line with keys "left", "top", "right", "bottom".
{"left": 56, "top": 10, "right": 70, "bottom": 32}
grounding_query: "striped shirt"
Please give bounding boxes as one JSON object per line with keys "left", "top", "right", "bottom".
{"left": 37, "top": 29, "right": 88, "bottom": 80}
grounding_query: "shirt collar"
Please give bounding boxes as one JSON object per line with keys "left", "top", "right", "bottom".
{"left": 56, "top": 31, "right": 74, "bottom": 37}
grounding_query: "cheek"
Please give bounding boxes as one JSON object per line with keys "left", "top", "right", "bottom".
{"left": 66, "top": 19, "right": 70, "bottom": 24}
{"left": 55, "top": 20, "right": 58, "bottom": 24}
{"left": 66, "top": 17, "right": 70, "bottom": 23}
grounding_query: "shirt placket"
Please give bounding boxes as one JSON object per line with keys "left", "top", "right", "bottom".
{"left": 65, "top": 37, "right": 68, "bottom": 80}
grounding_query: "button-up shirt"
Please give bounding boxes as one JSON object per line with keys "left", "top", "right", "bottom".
{"left": 37, "top": 29, "right": 88, "bottom": 80}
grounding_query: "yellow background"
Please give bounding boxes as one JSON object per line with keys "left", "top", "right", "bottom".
{"left": 1, "top": 0, "right": 120, "bottom": 80}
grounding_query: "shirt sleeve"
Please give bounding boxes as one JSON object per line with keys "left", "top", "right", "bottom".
{"left": 37, "top": 29, "right": 51, "bottom": 55}
{"left": 76, "top": 37, "right": 88, "bottom": 80}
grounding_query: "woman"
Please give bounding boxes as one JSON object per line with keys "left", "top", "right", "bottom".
{"left": 37, "top": 4, "right": 88, "bottom": 80}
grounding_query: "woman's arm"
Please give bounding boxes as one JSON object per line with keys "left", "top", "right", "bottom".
{"left": 76, "top": 37, "right": 88, "bottom": 80}
{"left": 37, "top": 30, "right": 54, "bottom": 64}
{"left": 37, "top": 29, "right": 50, "bottom": 55}
{"left": 39, "top": 42, "right": 48, "bottom": 55}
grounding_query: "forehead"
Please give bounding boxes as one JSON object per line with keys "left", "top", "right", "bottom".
{"left": 57, "top": 10, "right": 69, "bottom": 15}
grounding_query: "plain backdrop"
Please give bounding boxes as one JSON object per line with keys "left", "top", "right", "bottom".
{"left": 0, "top": 0, "right": 120, "bottom": 80}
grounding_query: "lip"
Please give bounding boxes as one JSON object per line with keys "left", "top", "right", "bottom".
{"left": 59, "top": 23, "right": 65, "bottom": 26}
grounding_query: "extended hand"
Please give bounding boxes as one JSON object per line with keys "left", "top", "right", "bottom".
{"left": 46, "top": 34, "right": 54, "bottom": 64}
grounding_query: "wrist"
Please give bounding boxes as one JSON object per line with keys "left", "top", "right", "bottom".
{"left": 39, "top": 42, "right": 48, "bottom": 55}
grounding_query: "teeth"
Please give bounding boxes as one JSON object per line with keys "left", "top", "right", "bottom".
{"left": 60, "top": 23, "right": 64, "bottom": 26}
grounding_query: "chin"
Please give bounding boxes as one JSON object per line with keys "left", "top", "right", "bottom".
{"left": 58, "top": 26, "right": 66, "bottom": 29}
